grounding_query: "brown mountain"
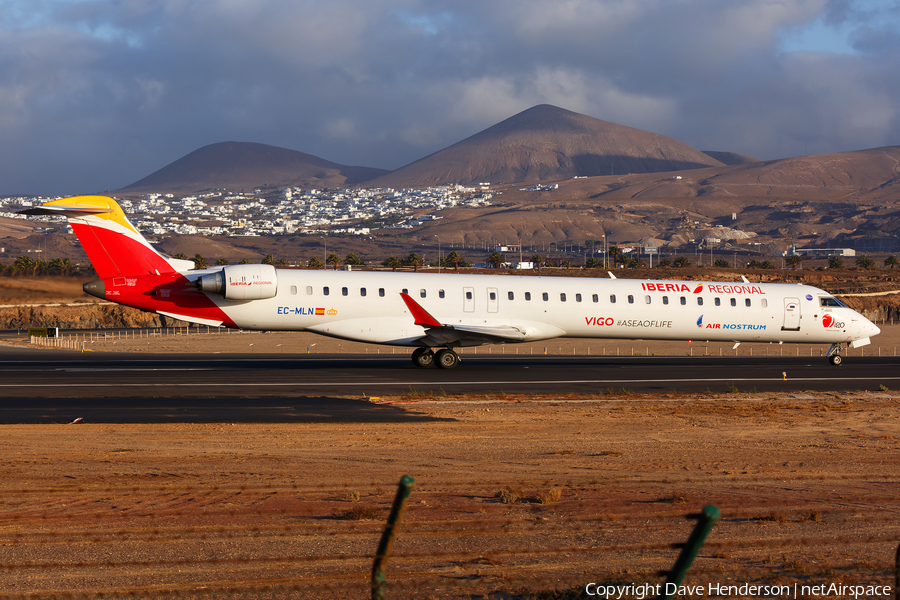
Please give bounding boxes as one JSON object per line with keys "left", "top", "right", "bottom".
{"left": 366, "top": 104, "right": 725, "bottom": 188}
{"left": 701, "top": 151, "right": 759, "bottom": 165}
{"left": 119, "top": 141, "right": 389, "bottom": 195}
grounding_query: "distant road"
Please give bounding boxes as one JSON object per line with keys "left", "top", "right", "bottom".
{"left": 0, "top": 347, "right": 897, "bottom": 422}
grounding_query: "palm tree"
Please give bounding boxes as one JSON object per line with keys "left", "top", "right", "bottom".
{"left": 49, "top": 257, "right": 72, "bottom": 276}
{"left": 326, "top": 253, "right": 342, "bottom": 270}
{"left": 785, "top": 254, "right": 801, "bottom": 270}
{"left": 585, "top": 257, "right": 600, "bottom": 268}
{"left": 14, "top": 256, "right": 38, "bottom": 275}
{"left": 531, "top": 254, "right": 543, "bottom": 270}
{"left": 884, "top": 255, "right": 898, "bottom": 269}
{"left": 215, "top": 258, "right": 228, "bottom": 266}
{"left": 174, "top": 253, "right": 188, "bottom": 261}
{"left": 239, "top": 258, "right": 251, "bottom": 264}
{"left": 262, "top": 254, "right": 276, "bottom": 265}
{"left": 308, "top": 257, "right": 323, "bottom": 270}
{"left": 855, "top": 254, "right": 874, "bottom": 269}
{"left": 486, "top": 251, "right": 505, "bottom": 269}
{"left": 827, "top": 256, "right": 843, "bottom": 269}
{"left": 673, "top": 256, "right": 691, "bottom": 268}
{"left": 192, "top": 253, "right": 207, "bottom": 269}
{"left": 607, "top": 245, "right": 621, "bottom": 265}
{"left": 405, "top": 253, "right": 423, "bottom": 272}
{"left": 444, "top": 250, "right": 464, "bottom": 270}
{"left": 345, "top": 253, "right": 365, "bottom": 266}
{"left": 382, "top": 256, "right": 401, "bottom": 272}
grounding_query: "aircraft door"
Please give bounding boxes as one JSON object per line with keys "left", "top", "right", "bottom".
{"left": 487, "top": 287, "right": 499, "bottom": 313}
{"left": 463, "top": 287, "right": 475, "bottom": 312}
{"left": 782, "top": 297, "right": 801, "bottom": 331}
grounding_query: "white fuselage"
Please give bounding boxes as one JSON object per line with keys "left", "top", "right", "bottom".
{"left": 188, "top": 270, "right": 880, "bottom": 348}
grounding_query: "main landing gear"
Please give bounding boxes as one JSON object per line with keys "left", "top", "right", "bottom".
{"left": 826, "top": 343, "right": 844, "bottom": 366}
{"left": 412, "top": 347, "right": 460, "bottom": 369}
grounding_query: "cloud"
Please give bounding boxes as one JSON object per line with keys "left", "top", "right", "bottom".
{"left": 0, "top": 0, "right": 898, "bottom": 194}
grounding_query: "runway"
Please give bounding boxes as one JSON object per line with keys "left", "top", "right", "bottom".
{"left": 0, "top": 345, "right": 897, "bottom": 422}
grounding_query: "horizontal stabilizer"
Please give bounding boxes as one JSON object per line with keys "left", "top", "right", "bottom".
{"left": 19, "top": 205, "right": 113, "bottom": 216}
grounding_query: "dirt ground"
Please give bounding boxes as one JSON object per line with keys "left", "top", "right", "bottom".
{"left": 0, "top": 377, "right": 898, "bottom": 598}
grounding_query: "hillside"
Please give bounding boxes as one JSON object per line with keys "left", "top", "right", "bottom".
{"left": 367, "top": 105, "right": 724, "bottom": 188}
{"left": 119, "top": 142, "right": 389, "bottom": 195}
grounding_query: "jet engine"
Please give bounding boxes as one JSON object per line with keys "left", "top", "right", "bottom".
{"left": 194, "top": 264, "right": 278, "bottom": 300}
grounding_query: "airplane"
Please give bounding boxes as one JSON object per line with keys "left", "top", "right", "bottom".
{"left": 22, "top": 195, "right": 880, "bottom": 369}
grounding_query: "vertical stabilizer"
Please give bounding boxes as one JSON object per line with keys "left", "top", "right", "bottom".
{"left": 20, "top": 195, "right": 193, "bottom": 278}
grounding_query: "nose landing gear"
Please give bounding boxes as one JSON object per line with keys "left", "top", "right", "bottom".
{"left": 826, "top": 343, "right": 844, "bottom": 366}
{"left": 411, "top": 347, "right": 460, "bottom": 369}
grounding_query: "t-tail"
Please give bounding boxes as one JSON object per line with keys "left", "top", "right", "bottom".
{"left": 21, "top": 196, "right": 194, "bottom": 280}
{"left": 22, "top": 196, "right": 235, "bottom": 327}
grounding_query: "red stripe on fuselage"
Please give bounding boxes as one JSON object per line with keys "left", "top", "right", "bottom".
{"left": 71, "top": 223, "right": 176, "bottom": 278}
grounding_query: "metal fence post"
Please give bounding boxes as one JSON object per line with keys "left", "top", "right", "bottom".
{"left": 657, "top": 505, "right": 720, "bottom": 600}
{"left": 371, "top": 475, "right": 415, "bottom": 600}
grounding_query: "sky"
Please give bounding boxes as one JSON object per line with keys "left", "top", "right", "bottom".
{"left": 2, "top": 0, "right": 899, "bottom": 195}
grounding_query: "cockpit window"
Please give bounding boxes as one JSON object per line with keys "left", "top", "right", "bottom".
{"left": 820, "top": 297, "right": 846, "bottom": 308}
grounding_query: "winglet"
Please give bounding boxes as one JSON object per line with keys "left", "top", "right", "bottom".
{"left": 400, "top": 292, "right": 442, "bottom": 327}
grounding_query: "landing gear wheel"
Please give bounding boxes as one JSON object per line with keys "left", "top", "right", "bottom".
{"left": 435, "top": 348, "right": 460, "bottom": 369}
{"left": 412, "top": 348, "right": 435, "bottom": 368}
{"left": 829, "top": 354, "right": 842, "bottom": 366}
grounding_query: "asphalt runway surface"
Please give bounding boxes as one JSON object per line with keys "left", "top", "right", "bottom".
{"left": 1, "top": 345, "right": 898, "bottom": 422}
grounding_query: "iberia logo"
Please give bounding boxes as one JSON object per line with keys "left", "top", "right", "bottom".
{"left": 822, "top": 314, "right": 835, "bottom": 328}
{"left": 693, "top": 284, "right": 703, "bottom": 294}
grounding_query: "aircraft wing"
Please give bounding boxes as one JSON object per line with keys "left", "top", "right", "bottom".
{"left": 400, "top": 292, "right": 528, "bottom": 345}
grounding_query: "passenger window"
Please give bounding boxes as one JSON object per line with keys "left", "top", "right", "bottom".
{"left": 379, "top": 288, "right": 385, "bottom": 297}
{"left": 745, "top": 298, "right": 751, "bottom": 307}
{"left": 306, "top": 286, "right": 313, "bottom": 295}
{"left": 680, "top": 296, "right": 686, "bottom": 305}
{"left": 466, "top": 291, "right": 472, "bottom": 300}
{"left": 490, "top": 291, "right": 496, "bottom": 300}
{"left": 592, "top": 294, "right": 598, "bottom": 303}
{"left": 560, "top": 293, "right": 566, "bottom": 302}
{"left": 542, "top": 292, "right": 549, "bottom": 301}
{"left": 610, "top": 294, "right": 616, "bottom": 303}
{"left": 508, "top": 291, "right": 514, "bottom": 300}
{"left": 645, "top": 295, "right": 651, "bottom": 304}
{"left": 628, "top": 295, "right": 634, "bottom": 304}
{"left": 576, "top": 293, "right": 582, "bottom": 303}
{"left": 715, "top": 298, "right": 721, "bottom": 306}
{"left": 697, "top": 297, "right": 703, "bottom": 306}
{"left": 731, "top": 298, "right": 737, "bottom": 307}
{"left": 342, "top": 287, "right": 348, "bottom": 296}
{"left": 525, "top": 292, "right": 531, "bottom": 301}
{"left": 439, "top": 289, "right": 445, "bottom": 299}
{"left": 290, "top": 285, "right": 297, "bottom": 295}
{"left": 420, "top": 289, "right": 426, "bottom": 298}
{"left": 663, "top": 296, "right": 669, "bottom": 305}
{"left": 761, "top": 299, "right": 768, "bottom": 308}
{"left": 360, "top": 288, "right": 366, "bottom": 297}
{"left": 323, "top": 286, "right": 330, "bottom": 296}
{"left": 402, "top": 288, "right": 408, "bottom": 295}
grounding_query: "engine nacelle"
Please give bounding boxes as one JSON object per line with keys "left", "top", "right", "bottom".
{"left": 195, "top": 264, "right": 278, "bottom": 301}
